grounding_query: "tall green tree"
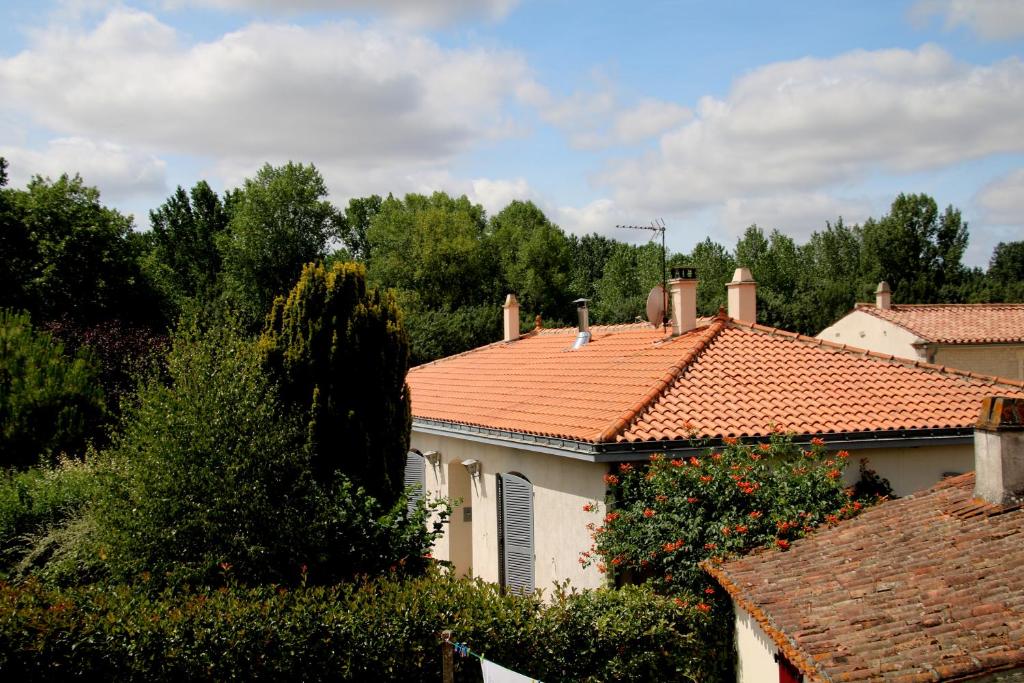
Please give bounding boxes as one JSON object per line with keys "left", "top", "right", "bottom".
{"left": 145, "top": 181, "right": 229, "bottom": 310}
{"left": 219, "top": 163, "right": 342, "bottom": 324}
{"left": 987, "top": 241, "right": 1024, "bottom": 301}
{"left": 800, "top": 219, "right": 863, "bottom": 332}
{"left": 677, "top": 238, "right": 735, "bottom": 317}
{"left": 341, "top": 194, "right": 382, "bottom": 263}
{"left": 591, "top": 242, "right": 663, "bottom": 324}
{"left": 733, "top": 226, "right": 804, "bottom": 330}
{"left": 487, "top": 200, "right": 572, "bottom": 321}
{"left": 860, "top": 193, "right": 968, "bottom": 303}
{"left": 568, "top": 233, "right": 618, "bottom": 305}
{"left": 259, "top": 262, "right": 411, "bottom": 507}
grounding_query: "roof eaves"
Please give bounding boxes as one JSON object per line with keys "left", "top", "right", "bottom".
{"left": 593, "top": 316, "right": 728, "bottom": 444}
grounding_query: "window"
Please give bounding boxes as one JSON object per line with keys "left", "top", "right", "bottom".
{"left": 404, "top": 450, "right": 425, "bottom": 516}
{"left": 496, "top": 472, "right": 534, "bottom": 594}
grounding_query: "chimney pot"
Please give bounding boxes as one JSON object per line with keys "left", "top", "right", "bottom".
{"left": 727, "top": 267, "right": 757, "bottom": 323}
{"left": 503, "top": 293, "right": 520, "bottom": 342}
{"left": 572, "top": 298, "right": 591, "bottom": 349}
{"left": 668, "top": 268, "right": 698, "bottom": 336}
{"left": 876, "top": 281, "right": 892, "bottom": 310}
{"left": 974, "top": 396, "right": 1024, "bottom": 505}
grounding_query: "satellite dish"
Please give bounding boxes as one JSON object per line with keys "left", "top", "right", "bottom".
{"left": 645, "top": 284, "right": 667, "bottom": 327}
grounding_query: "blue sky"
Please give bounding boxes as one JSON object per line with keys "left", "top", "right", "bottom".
{"left": 1, "top": 0, "right": 1022, "bottom": 267}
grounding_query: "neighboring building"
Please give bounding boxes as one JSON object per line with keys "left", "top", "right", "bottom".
{"left": 406, "top": 270, "right": 1024, "bottom": 594}
{"left": 817, "top": 282, "right": 1024, "bottom": 379}
{"left": 705, "top": 396, "right": 1024, "bottom": 683}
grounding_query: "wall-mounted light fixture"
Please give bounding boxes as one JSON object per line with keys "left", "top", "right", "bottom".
{"left": 423, "top": 450, "right": 441, "bottom": 467}
{"left": 461, "top": 459, "right": 481, "bottom": 479}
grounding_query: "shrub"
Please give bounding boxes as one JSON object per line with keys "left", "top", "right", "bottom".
{"left": 0, "top": 570, "right": 722, "bottom": 682}
{"left": 0, "top": 309, "right": 106, "bottom": 468}
{"left": 585, "top": 433, "right": 871, "bottom": 595}
{"left": 260, "top": 261, "right": 411, "bottom": 507}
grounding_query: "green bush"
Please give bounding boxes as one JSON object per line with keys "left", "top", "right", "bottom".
{"left": 0, "top": 458, "right": 98, "bottom": 576}
{"left": 0, "top": 570, "right": 723, "bottom": 682}
{"left": 0, "top": 309, "right": 106, "bottom": 468}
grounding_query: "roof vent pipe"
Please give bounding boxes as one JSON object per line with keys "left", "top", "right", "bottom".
{"left": 573, "top": 298, "right": 591, "bottom": 349}
{"left": 974, "top": 396, "right": 1024, "bottom": 506}
{"left": 668, "top": 267, "right": 698, "bottom": 336}
{"left": 503, "top": 293, "right": 520, "bottom": 342}
{"left": 876, "top": 281, "right": 892, "bottom": 310}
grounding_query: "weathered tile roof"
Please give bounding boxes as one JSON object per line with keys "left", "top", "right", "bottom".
{"left": 406, "top": 314, "right": 1024, "bottom": 444}
{"left": 705, "top": 473, "right": 1024, "bottom": 682}
{"left": 854, "top": 303, "right": 1024, "bottom": 344}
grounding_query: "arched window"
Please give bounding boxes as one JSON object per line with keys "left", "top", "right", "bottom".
{"left": 404, "top": 450, "right": 425, "bottom": 515}
{"left": 497, "top": 472, "right": 534, "bottom": 594}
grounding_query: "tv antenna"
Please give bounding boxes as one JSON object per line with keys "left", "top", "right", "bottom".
{"left": 616, "top": 219, "right": 669, "bottom": 330}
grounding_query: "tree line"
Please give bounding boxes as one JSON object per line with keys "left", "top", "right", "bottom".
{"left": 2, "top": 156, "right": 1021, "bottom": 372}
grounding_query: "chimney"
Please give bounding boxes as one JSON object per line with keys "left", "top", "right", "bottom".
{"left": 726, "top": 267, "right": 757, "bottom": 323}
{"left": 668, "top": 267, "right": 698, "bottom": 336}
{"left": 503, "top": 293, "right": 520, "bottom": 342}
{"left": 572, "top": 298, "right": 591, "bottom": 349}
{"left": 974, "top": 396, "right": 1024, "bottom": 505}
{"left": 876, "top": 281, "right": 892, "bottom": 310}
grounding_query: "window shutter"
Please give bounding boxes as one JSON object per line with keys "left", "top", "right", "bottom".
{"left": 404, "top": 451, "right": 425, "bottom": 516}
{"left": 498, "top": 472, "right": 534, "bottom": 594}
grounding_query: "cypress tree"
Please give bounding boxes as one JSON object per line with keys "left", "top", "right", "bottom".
{"left": 259, "top": 262, "right": 411, "bottom": 506}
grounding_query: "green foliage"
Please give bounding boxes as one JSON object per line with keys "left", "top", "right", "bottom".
{"left": 568, "top": 233, "right": 618, "bottom": 304}
{"left": 585, "top": 434, "right": 875, "bottom": 595}
{"left": 1, "top": 172, "right": 157, "bottom": 326}
{"left": 341, "top": 193, "right": 382, "bottom": 262}
{"left": 677, "top": 238, "right": 735, "bottom": 317}
{"left": 0, "top": 570, "right": 725, "bottom": 682}
{"left": 218, "top": 162, "right": 342, "bottom": 325}
{"left": 591, "top": 242, "right": 663, "bottom": 324}
{"left": 0, "top": 310, "right": 106, "bottom": 468}
{"left": 399, "top": 295, "right": 501, "bottom": 367}
{"left": 144, "top": 181, "right": 229, "bottom": 313}
{"left": 260, "top": 262, "right": 411, "bottom": 507}
{"left": 0, "top": 458, "right": 98, "bottom": 575}
{"left": 987, "top": 241, "right": 1024, "bottom": 301}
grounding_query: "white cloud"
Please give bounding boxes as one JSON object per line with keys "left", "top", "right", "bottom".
{"left": 910, "top": 0, "right": 1024, "bottom": 40}
{"left": 719, "top": 193, "right": 876, "bottom": 242}
{"left": 0, "top": 8, "right": 532, "bottom": 168}
{"left": 553, "top": 197, "right": 637, "bottom": 237}
{"left": 603, "top": 45, "right": 1024, "bottom": 213}
{"left": 976, "top": 168, "right": 1024, "bottom": 225}
{"left": 1, "top": 137, "right": 167, "bottom": 200}
{"left": 613, "top": 99, "right": 691, "bottom": 145}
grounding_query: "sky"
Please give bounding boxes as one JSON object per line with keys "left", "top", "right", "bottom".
{"left": 1, "top": 0, "right": 1022, "bottom": 267}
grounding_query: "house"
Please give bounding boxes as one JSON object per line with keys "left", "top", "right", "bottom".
{"left": 704, "top": 396, "right": 1024, "bottom": 683}
{"left": 405, "top": 269, "right": 1024, "bottom": 594}
{"left": 817, "top": 282, "right": 1024, "bottom": 379}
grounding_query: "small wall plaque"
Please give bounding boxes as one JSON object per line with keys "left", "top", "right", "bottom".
{"left": 463, "top": 507, "right": 472, "bottom": 523}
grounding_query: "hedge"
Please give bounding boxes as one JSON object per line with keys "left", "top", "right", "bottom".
{"left": 0, "top": 570, "right": 730, "bottom": 682}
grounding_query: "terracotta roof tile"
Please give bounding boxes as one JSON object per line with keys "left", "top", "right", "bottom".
{"left": 705, "top": 473, "right": 1024, "bottom": 682}
{"left": 854, "top": 303, "right": 1024, "bottom": 344}
{"left": 407, "top": 317, "right": 1024, "bottom": 444}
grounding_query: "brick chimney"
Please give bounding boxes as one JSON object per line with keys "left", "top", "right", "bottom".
{"left": 726, "top": 267, "right": 757, "bottom": 323}
{"left": 503, "top": 293, "right": 520, "bottom": 342}
{"left": 974, "top": 396, "right": 1024, "bottom": 505}
{"left": 668, "top": 267, "right": 698, "bottom": 336}
{"left": 876, "top": 281, "right": 892, "bottom": 310}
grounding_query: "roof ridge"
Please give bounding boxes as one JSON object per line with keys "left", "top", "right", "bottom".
{"left": 593, "top": 316, "right": 728, "bottom": 443}
{"left": 856, "top": 302, "right": 1024, "bottom": 309}
{"left": 408, "top": 328, "right": 541, "bottom": 371}
{"left": 730, "top": 319, "right": 1024, "bottom": 389}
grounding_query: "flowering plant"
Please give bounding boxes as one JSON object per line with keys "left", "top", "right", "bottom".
{"left": 582, "top": 432, "right": 880, "bottom": 596}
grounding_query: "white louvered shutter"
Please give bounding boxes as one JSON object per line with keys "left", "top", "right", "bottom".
{"left": 404, "top": 451, "right": 425, "bottom": 515}
{"left": 499, "top": 473, "right": 534, "bottom": 594}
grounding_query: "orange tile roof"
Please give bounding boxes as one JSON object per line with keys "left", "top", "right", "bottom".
{"left": 705, "top": 473, "right": 1024, "bottom": 682}
{"left": 407, "top": 315, "right": 1024, "bottom": 445}
{"left": 854, "top": 303, "right": 1024, "bottom": 344}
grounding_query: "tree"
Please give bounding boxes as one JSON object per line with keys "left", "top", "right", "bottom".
{"left": 0, "top": 310, "right": 106, "bottom": 468}
{"left": 591, "top": 242, "right": 663, "bottom": 324}
{"left": 487, "top": 200, "right": 572, "bottom": 321}
{"left": 987, "top": 241, "right": 1024, "bottom": 301}
{"left": 0, "top": 158, "right": 34, "bottom": 313}
{"left": 145, "top": 181, "right": 229, "bottom": 310}
{"left": 260, "top": 262, "right": 411, "bottom": 507}
{"left": 568, "top": 233, "right": 618, "bottom": 304}
{"left": 677, "top": 238, "right": 735, "bottom": 317}
{"left": 860, "top": 194, "right": 969, "bottom": 303}
{"left": 733, "top": 226, "right": 804, "bottom": 330}
{"left": 218, "top": 163, "right": 342, "bottom": 324}
{"left": 800, "top": 219, "right": 862, "bottom": 333}
{"left": 341, "top": 194, "right": 382, "bottom": 263}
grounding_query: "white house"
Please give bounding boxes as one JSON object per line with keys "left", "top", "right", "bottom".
{"left": 705, "top": 396, "right": 1024, "bottom": 683}
{"left": 405, "top": 269, "right": 1024, "bottom": 595}
{"left": 818, "top": 282, "right": 1024, "bottom": 379}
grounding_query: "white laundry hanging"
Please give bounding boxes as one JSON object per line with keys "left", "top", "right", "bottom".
{"left": 480, "top": 657, "right": 540, "bottom": 683}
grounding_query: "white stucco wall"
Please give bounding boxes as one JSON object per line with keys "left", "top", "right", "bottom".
{"left": 933, "top": 345, "right": 1024, "bottom": 380}
{"left": 411, "top": 430, "right": 609, "bottom": 593}
{"left": 845, "top": 442, "right": 972, "bottom": 498}
{"left": 734, "top": 603, "right": 778, "bottom": 683}
{"left": 817, "top": 309, "right": 925, "bottom": 360}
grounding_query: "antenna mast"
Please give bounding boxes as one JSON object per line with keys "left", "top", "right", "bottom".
{"left": 616, "top": 219, "right": 668, "bottom": 330}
